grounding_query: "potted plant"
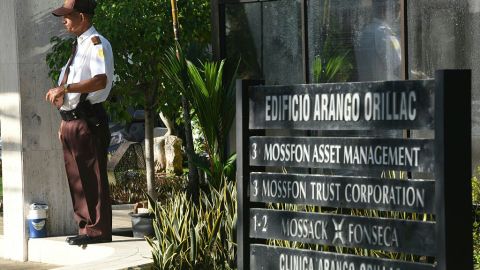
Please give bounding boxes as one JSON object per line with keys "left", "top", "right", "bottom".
{"left": 128, "top": 173, "right": 187, "bottom": 239}
{"left": 129, "top": 200, "right": 155, "bottom": 238}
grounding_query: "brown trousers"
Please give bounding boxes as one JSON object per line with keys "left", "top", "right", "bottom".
{"left": 60, "top": 105, "right": 111, "bottom": 238}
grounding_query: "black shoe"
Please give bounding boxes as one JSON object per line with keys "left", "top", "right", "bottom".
{"left": 65, "top": 235, "right": 83, "bottom": 243}
{"left": 68, "top": 235, "right": 112, "bottom": 245}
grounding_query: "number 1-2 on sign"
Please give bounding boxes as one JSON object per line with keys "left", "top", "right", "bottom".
{"left": 253, "top": 215, "right": 268, "bottom": 232}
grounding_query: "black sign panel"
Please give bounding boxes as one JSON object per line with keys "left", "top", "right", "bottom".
{"left": 250, "top": 136, "right": 434, "bottom": 172}
{"left": 250, "top": 209, "right": 436, "bottom": 256}
{"left": 250, "top": 244, "right": 435, "bottom": 270}
{"left": 249, "top": 80, "right": 434, "bottom": 130}
{"left": 250, "top": 172, "right": 435, "bottom": 214}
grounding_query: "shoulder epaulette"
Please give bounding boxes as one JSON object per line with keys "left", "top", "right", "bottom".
{"left": 91, "top": 36, "right": 101, "bottom": 45}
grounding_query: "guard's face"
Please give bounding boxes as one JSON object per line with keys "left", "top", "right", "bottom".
{"left": 62, "top": 12, "right": 83, "bottom": 35}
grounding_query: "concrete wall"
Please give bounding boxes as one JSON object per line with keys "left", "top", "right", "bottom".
{"left": 0, "top": 0, "right": 76, "bottom": 261}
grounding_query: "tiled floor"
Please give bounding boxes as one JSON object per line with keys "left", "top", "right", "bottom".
{"left": 0, "top": 207, "right": 138, "bottom": 270}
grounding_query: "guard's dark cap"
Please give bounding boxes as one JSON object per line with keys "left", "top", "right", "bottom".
{"left": 52, "top": 0, "right": 97, "bottom": 17}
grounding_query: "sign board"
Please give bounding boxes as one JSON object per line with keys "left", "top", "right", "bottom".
{"left": 236, "top": 71, "right": 472, "bottom": 270}
{"left": 249, "top": 80, "right": 434, "bottom": 130}
{"left": 250, "top": 244, "right": 436, "bottom": 270}
{"left": 250, "top": 172, "right": 436, "bottom": 213}
{"left": 250, "top": 208, "right": 436, "bottom": 256}
{"left": 250, "top": 136, "right": 434, "bottom": 172}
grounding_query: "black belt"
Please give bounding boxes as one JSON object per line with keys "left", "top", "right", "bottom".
{"left": 59, "top": 103, "right": 103, "bottom": 121}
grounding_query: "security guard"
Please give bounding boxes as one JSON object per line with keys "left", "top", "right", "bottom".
{"left": 46, "top": 0, "right": 114, "bottom": 245}
{"left": 355, "top": 0, "right": 402, "bottom": 81}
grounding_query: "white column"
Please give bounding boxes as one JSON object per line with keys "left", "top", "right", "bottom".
{"left": 0, "top": 0, "right": 76, "bottom": 261}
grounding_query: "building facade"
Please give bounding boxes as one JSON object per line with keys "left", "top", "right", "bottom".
{"left": 213, "top": 0, "right": 480, "bottom": 170}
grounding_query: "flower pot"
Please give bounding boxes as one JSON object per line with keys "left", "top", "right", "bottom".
{"left": 129, "top": 212, "right": 155, "bottom": 238}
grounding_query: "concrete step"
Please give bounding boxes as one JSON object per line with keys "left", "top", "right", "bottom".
{"left": 28, "top": 236, "right": 153, "bottom": 270}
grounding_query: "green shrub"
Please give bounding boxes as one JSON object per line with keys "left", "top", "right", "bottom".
{"left": 473, "top": 167, "right": 480, "bottom": 267}
{"left": 110, "top": 172, "right": 186, "bottom": 204}
{"left": 146, "top": 178, "right": 236, "bottom": 269}
{"left": 473, "top": 167, "right": 480, "bottom": 205}
{"left": 475, "top": 221, "right": 480, "bottom": 269}
{"left": 161, "top": 47, "right": 238, "bottom": 190}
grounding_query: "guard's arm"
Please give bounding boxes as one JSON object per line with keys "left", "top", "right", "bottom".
{"left": 66, "top": 74, "right": 107, "bottom": 93}
{"left": 45, "top": 74, "right": 107, "bottom": 104}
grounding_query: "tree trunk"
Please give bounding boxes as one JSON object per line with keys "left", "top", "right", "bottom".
{"left": 182, "top": 96, "right": 199, "bottom": 202}
{"left": 145, "top": 88, "right": 156, "bottom": 201}
{"left": 159, "top": 111, "right": 175, "bottom": 136}
{"left": 169, "top": 0, "right": 199, "bottom": 202}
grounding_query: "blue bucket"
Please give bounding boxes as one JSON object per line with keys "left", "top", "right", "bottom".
{"left": 28, "top": 204, "right": 48, "bottom": 238}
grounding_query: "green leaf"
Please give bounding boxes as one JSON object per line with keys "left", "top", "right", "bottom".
{"left": 189, "top": 224, "right": 197, "bottom": 263}
{"left": 207, "top": 211, "right": 223, "bottom": 248}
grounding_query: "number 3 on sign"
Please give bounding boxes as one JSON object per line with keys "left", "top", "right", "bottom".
{"left": 251, "top": 143, "right": 257, "bottom": 159}
{"left": 253, "top": 215, "right": 268, "bottom": 232}
{"left": 252, "top": 180, "right": 258, "bottom": 196}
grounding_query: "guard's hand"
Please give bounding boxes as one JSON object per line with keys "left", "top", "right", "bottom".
{"left": 46, "top": 86, "right": 65, "bottom": 108}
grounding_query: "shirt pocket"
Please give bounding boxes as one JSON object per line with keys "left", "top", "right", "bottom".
{"left": 69, "top": 65, "right": 82, "bottom": 84}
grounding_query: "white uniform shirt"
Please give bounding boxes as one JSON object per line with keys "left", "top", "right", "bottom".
{"left": 58, "top": 26, "right": 114, "bottom": 111}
